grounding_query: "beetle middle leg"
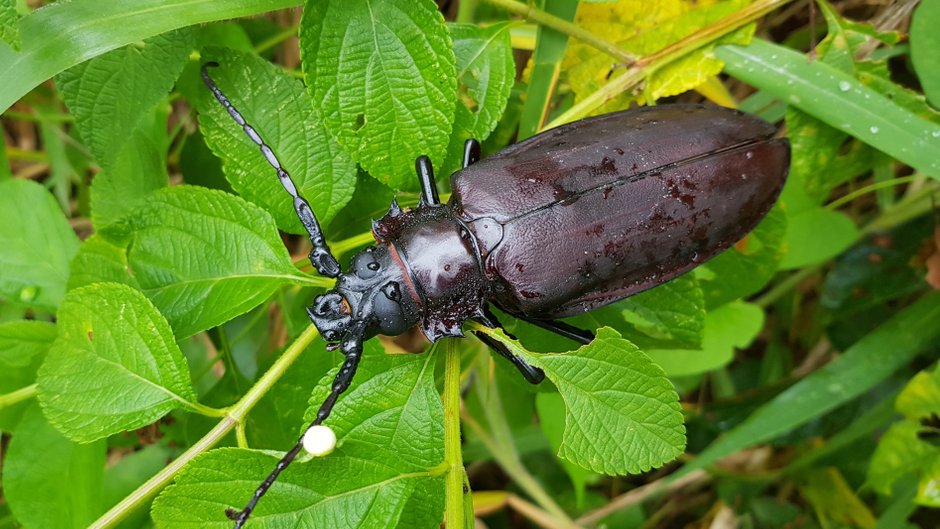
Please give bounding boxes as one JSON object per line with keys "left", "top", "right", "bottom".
{"left": 511, "top": 316, "right": 594, "bottom": 345}
{"left": 473, "top": 306, "right": 545, "bottom": 384}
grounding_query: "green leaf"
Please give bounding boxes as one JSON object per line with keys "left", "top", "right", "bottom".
{"left": 716, "top": 39, "right": 940, "bottom": 179}
{"left": 102, "top": 443, "right": 175, "bottom": 529}
{"left": 67, "top": 235, "right": 140, "bottom": 291}
{"left": 868, "top": 421, "right": 939, "bottom": 496}
{"left": 37, "top": 283, "right": 199, "bottom": 443}
{"left": 2, "top": 405, "right": 106, "bottom": 529}
{"left": 779, "top": 207, "right": 858, "bottom": 270}
{"left": 0, "top": 0, "right": 303, "bottom": 114}
{"left": 506, "top": 327, "right": 684, "bottom": 475}
{"left": 0, "top": 0, "right": 19, "bottom": 51}
{"left": 442, "top": 22, "right": 514, "bottom": 174}
{"left": 677, "top": 291, "right": 940, "bottom": 479}
{"left": 0, "top": 321, "right": 56, "bottom": 429}
{"left": 153, "top": 348, "right": 445, "bottom": 528}
{"left": 57, "top": 29, "right": 192, "bottom": 172}
{"left": 197, "top": 49, "right": 356, "bottom": 232}
{"left": 910, "top": 0, "right": 940, "bottom": 108}
{"left": 102, "top": 186, "right": 317, "bottom": 338}
{"left": 647, "top": 300, "right": 764, "bottom": 378}
{"left": 536, "top": 391, "right": 591, "bottom": 508}
{"left": 700, "top": 205, "right": 786, "bottom": 308}
{"left": 616, "top": 272, "right": 705, "bottom": 349}
{"left": 300, "top": 0, "right": 457, "bottom": 188}
{"left": 896, "top": 365, "right": 940, "bottom": 420}
{"left": 88, "top": 104, "right": 170, "bottom": 230}
{"left": 0, "top": 179, "right": 80, "bottom": 310}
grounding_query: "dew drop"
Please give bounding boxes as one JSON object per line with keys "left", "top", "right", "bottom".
{"left": 838, "top": 80, "right": 851, "bottom": 92}
{"left": 932, "top": 131, "right": 940, "bottom": 138}
{"left": 869, "top": 125, "right": 879, "bottom": 134}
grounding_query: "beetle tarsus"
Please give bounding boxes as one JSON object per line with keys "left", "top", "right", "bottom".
{"left": 415, "top": 155, "right": 440, "bottom": 206}
{"left": 463, "top": 139, "right": 481, "bottom": 168}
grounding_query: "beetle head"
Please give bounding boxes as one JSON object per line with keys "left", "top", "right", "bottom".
{"left": 307, "top": 245, "right": 420, "bottom": 345}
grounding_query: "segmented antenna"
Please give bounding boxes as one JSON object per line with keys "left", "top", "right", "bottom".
{"left": 200, "top": 62, "right": 342, "bottom": 278}
{"left": 226, "top": 321, "right": 367, "bottom": 528}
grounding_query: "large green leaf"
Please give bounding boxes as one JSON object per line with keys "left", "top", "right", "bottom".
{"left": 37, "top": 283, "right": 200, "bottom": 442}
{"left": 0, "top": 0, "right": 19, "bottom": 51}
{"left": 0, "top": 179, "right": 80, "bottom": 310}
{"left": 647, "top": 300, "right": 764, "bottom": 378}
{"left": 496, "top": 326, "right": 685, "bottom": 475}
{"left": 716, "top": 39, "right": 940, "bottom": 179}
{"left": 0, "top": 0, "right": 302, "bottom": 113}
{"left": 57, "top": 29, "right": 192, "bottom": 172}
{"left": 102, "top": 186, "right": 319, "bottom": 338}
{"left": 67, "top": 235, "right": 139, "bottom": 291}
{"left": 442, "top": 22, "right": 514, "bottom": 175}
{"left": 910, "top": 0, "right": 940, "bottom": 108}
{"left": 0, "top": 321, "right": 56, "bottom": 429}
{"left": 2, "top": 405, "right": 106, "bottom": 529}
{"left": 300, "top": 0, "right": 456, "bottom": 188}
{"left": 196, "top": 49, "right": 356, "bottom": 232}
{"left": 88, "top": 105, "right": 171, "bottom": 230}
{"left": 153, "top": 348, "right": 445, "bottom": 528}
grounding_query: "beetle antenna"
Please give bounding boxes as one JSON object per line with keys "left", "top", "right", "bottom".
{"left": 226, "top": 320, "right": 367, "bottom": 528}
{"left": 201, "top": 62, "right": 342, "bottom": 278}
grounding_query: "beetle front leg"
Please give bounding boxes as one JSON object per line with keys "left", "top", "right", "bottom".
{"left": 474, "top": 306, "right": 545, "bottom": 384}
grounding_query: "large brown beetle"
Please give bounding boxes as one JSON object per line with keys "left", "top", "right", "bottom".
{"left": 201, "top": 63, "right": 789, "bottom": 527}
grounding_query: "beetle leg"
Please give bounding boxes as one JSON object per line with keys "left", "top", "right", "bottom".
{"left": 201, "top": 63, "right": 341, "bottom": 278}
{"left": 462, "top": 139, "right": 481, "bottom": 168}
{"left": 512, "top": 317, "right": 594, "bottom": 346}
{"left": 227, "top": 321, "right": 367, "bottom": 528}
{"left": 474, "top": 306, "right": 545, "bottom": 384}
{"left": 415, "top": 155, "right": 440, "bottom": 206}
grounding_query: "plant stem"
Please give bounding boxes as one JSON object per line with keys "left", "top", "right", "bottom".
{"left": 544, "top": 0, "right": 795, "bottom": 128}
{"left": 481, "top": 0, "right": 635, "bottom": 64}
{"left": 465, "top": 350, "right": 580, "bottom": 528}
{"left": 88, "top": 324, "right": 320, "bottom": 529}
{"left": 0, "top": 384, "right": 37, "bottom": 409}
{"left": 443, "top": 340, "right": 465, "bottom": 529}
{"left": 826, "top": 175, "right": 923, "bottom": 211}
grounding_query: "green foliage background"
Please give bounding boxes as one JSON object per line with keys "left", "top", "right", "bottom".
{"left": 1, "top": 0, "right": 939, "bottom": 528}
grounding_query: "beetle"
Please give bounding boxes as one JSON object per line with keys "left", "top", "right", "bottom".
{"left": 200, "top": 63, "right": 789, "bottom": 527}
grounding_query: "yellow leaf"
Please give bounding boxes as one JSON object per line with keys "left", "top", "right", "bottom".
{"left": 563, "top": 0, "right": 755, "bottom": 113}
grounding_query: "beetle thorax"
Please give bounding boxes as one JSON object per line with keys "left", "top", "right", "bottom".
{"left": 374, "top": 203, "right": 489, "bottom": 341}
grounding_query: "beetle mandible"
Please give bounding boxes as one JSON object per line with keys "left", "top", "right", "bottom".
{"left": 201, "top": 62, "right": 789, "bottom": 528}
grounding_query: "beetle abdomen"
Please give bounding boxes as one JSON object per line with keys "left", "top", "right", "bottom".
{"left": 449, "top": 104, "right": 789, "bottom": 318}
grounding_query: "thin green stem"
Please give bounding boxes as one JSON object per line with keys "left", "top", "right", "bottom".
{"left": 256, "top": 25, "right": 299, "bottom": 54}
{"left": 481, "top": 0, "right": 635, "bottom": 64}
{"left": 826, "top": 175, "right": 922, "bottom": 211}
{"left": 330, "top": 231, "right": 376, "bottom": 257}
{"left": 544, "top": 0, "right": 795, "bottom": 129}
{"left": 0, "top": 384, "right": 37, "bottom": 410}
{"left": 456, "top": 0, "right": 478, "bottom": 24}
{"left": 443, "top": 340, "right": 465, "bottom": 529}
{"left": 88, "top": 324, "right": 320, "bottom": 529}
{"left": 2, "top": 110, "right": 74, "bottom": 122}
{"left": 468, "top": 347, "right": 579, "bottom": 527}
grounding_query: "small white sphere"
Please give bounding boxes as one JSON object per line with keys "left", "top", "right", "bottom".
{"left": 302, "top": 425, "right": 337, "bottom": 456}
